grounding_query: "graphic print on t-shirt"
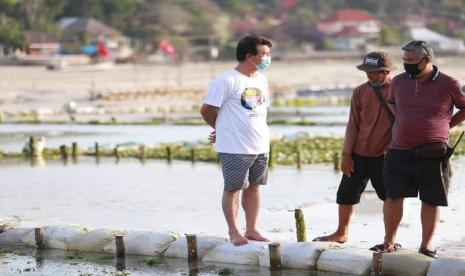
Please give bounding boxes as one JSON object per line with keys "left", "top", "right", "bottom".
{"left": 241, "top": 87, "right": 264, "bottom": 110}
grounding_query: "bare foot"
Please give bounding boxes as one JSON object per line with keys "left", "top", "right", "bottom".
{"left": 312, "top": 232, "right": 347, "bottom": 244}
{"left": 244, "top": 230, "right": 270, "bottom": 242}
{"left": 229, "top": 232, "right": 249, "bottom": 246}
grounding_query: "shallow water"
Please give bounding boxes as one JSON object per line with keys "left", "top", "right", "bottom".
{"left": 0, "top": 123, "right": 345, "bottom": 152}
{"left": 0, "top": 245, "right": 326, "bottom": 276}
{"left": 1, "top": 157, "right": 465, "bottom": 259}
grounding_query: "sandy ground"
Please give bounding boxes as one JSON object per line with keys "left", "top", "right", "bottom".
{"left": 1, "top": 57, "right": 465, "bottom": 114}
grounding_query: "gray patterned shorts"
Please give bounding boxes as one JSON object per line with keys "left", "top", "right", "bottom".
{"left": 218, "top": 153, "right": 269, "bottom": 191}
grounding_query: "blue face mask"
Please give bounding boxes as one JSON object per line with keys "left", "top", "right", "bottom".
{"left": 369, "top": 81, "right": 384, "bottom": 88}
{"left": 255, "top": 56, "right": 271, "bottom": 70}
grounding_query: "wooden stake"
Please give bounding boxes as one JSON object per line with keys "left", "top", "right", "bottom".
{"left": 296, "top": 145, "right": 303, "bottom": 170}
{"left": 333, "top": 152, "right": 340, "bottom": 171}
{"left": 371, "top": 251, "right": 383, "bottom": 276}
{"left": 95, "top": 142, "right": 100, "bottom": 162}
{"left": 139, "top": 145, "right": 146, "bottom": 162}
{"left": 114, "top": 146, "right": 120, "bottom": 161}
{"left": 72, "top": 142, "right": 78, "bottom": 162}
{"left": 166, "top": 146, "right": 172, "bottom": 163}
{"left": 190, "top": 148, "right": 196, "bottom": 163}
{"left": 29, "top": 137, "right": 35, "bottom": 157}
{"left": 295, "top": 209, "right": 306, "bottom": 242}
{"left": 35, "top": 228, "right": 45, "bottom": 249}
{"left": 268, "top": 144, "right": 275, "bottom": 168}
{"left": 115, "top": 235, "right": 125, "bottom": 257}
{"left": 186, "top": 234, "right": 198, "bottom": 262}
{"left": 59, "top": 145, "right": 68, "bottom": 161}
{"left": 269, "top": 242, "right": 282, "bottom": 270}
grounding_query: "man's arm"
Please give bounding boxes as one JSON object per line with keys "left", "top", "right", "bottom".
{"left": 450, "top": 109, "right": 465, "bottom": 129}
{"left": 200, "top": 103, "right": 219, "bottom": 129}
{"left": 341, "top": 92, "right": 361, "bottom": 177}
{"left": 388, "top": 103, "right": 397, "bottom": 116}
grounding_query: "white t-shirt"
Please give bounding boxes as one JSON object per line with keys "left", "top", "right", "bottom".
{"left": 203, "top": 68, "right": 270, "bottom": 154}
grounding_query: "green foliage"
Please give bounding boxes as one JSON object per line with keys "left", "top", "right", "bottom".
{"left": 217, "top": 267, "right": 234, "bottom": 275}
{"left": 0, "top": 17, "right": 25, "bottom": 48}
{"left": 380, "top": 24, "right": 403, "bottom": 46}
{"left": 2, "top": 0, "right": 465, "bottom": 55}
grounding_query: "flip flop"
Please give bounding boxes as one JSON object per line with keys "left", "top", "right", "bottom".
{"left": 312, "top": 236, "right": 345, "bottom": 244}
{"left": 369, "top": 242, "right": 402, "bottom": 253}
{"left": 418, "top": 248, "right": 438, "bottom": 259}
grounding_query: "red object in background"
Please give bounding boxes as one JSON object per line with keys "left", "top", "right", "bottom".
{"left": 158, "top": 40, "right": 176, "bottom": 57}
{"left": 279, "top": 0, "right": 297, "bottom": 10}
{"left": 98, "top": 41, "right": 110, "bottom": 57}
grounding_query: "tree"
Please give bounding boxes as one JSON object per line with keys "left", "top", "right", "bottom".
{"left": 379, "top": 25, "right": 402, "bottom": 46}
{"left": 0, "top": 17, "right": 25, "bottom": 48}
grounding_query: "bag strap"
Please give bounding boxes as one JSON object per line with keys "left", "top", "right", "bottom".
{"left": 371, "top": 85, "right": 396, "bottom": 124}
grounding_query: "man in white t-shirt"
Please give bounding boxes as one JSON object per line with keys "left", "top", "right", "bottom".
{"left": 200, "top": 35, "right": 272, "bottom": 246}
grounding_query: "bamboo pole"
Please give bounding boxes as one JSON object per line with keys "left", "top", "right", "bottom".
{"left": 295, "top": 209, "right": 306, "bottom": 242}
{"left": 139, "top": 145, "right": 146, "bottom": 162}
{"left": 333, "top": 152, "right": 340, "bottom": 171}
{"left": 59, "top": 145, "right": 68, "bottom": 161}
{"left": 115, "top": 235, "right": 125, "bottom": 257}
{"left": 371, "top": 252, "right": 383, "bottom": 276}
{"left": 190, "top": 148, "right": 196, "bottom": 163}
{"left": 29, "top": 136, "right": 35, "bottom": 158}
{"left": 268, "top": 144, "right": 275, "bottom": 168}
{"left": 95, "top": 142, "right": 100, "bottom": 163}
{"left": 166, "top": 146, "right": 172, "bottom": 163}
{"left": 185, "top": 234, "right": 198, "bottom": 262}
{"left": 114, "top": 146, "right": 121, "bottom": 161}
{"left": 296, "top": 145, "right": 303, "bottom": 170}
{"left": 269, "top": 242, "right": 282, "bottom": 270}
{"left": 35, "top": 228, "right": 45, "bottom": 249}
{"left": 72, "top": 142, "right": 78, "bottom": 162}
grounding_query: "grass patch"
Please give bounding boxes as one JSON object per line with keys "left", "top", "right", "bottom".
{"left": 145, "top": 257, "right": 165, "bottom": 267}
{"left": 65, "top": 251, "right": 85, "bottom": 260}
{"left": 217, "top": 267, "right": 234, "bottom": 275}
{"left": 11, "top": 250, "right": 27, "bottom": 256}
{"left": 99, "top": 254, "right": 115, "bottom": 260}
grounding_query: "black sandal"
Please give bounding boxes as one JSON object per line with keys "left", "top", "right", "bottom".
{"left": 418, "top": 248, "right": 438, "bottom": 259}
{"left": 369, "top": 242, "right": 402, "bottom": 252}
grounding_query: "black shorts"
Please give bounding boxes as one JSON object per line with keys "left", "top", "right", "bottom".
{"left": 383, "top": 148, "right": 449, "bottom": 206}
{"left": 337, "top": 153, "right": 386, "bottom": 205}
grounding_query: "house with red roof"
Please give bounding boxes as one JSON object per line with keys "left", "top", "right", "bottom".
{"left": 316, "top": 9, "right": 381, "bottom": 50}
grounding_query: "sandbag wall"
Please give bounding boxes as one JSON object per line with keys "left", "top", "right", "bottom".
{"left": 0, "top": 225, "right": 464, "bottom": 275}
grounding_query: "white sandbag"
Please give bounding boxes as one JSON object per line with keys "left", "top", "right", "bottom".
{"left": 202, "top": 241, "right": 268, "bottom": 265}
{"left": 381, "top": 250, "right": 432, "bottom": 276}
{"left": 103, "top": 231, "right": 179, "bottom": 256}
{"left": 0, "top": 228, "right": 34, "bottom": 246}
{"left": 164, "top": 235, "right": 227, "bottom": 259}
{"left": 68, "top": 229, "right": 124, "bottom": 253}
{"left": 259, "top": 241, "right": 342, "bottom": 269}
{"left": 317, "top": 248, "right": 372, "bottom": 275}
{"left": 427, "top": 258, "right": 465, "bottom": 276}
{"left": 20, "top": 226, "right": 89, "bottom": 250}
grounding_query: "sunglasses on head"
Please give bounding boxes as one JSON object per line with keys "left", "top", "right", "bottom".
{"left": 410, "top": 40, "right": 431, "bottom": 57}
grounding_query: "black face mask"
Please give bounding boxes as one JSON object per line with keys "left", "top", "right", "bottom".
{"left": 404, "top": 58, "right": 425, "bottom": 76}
